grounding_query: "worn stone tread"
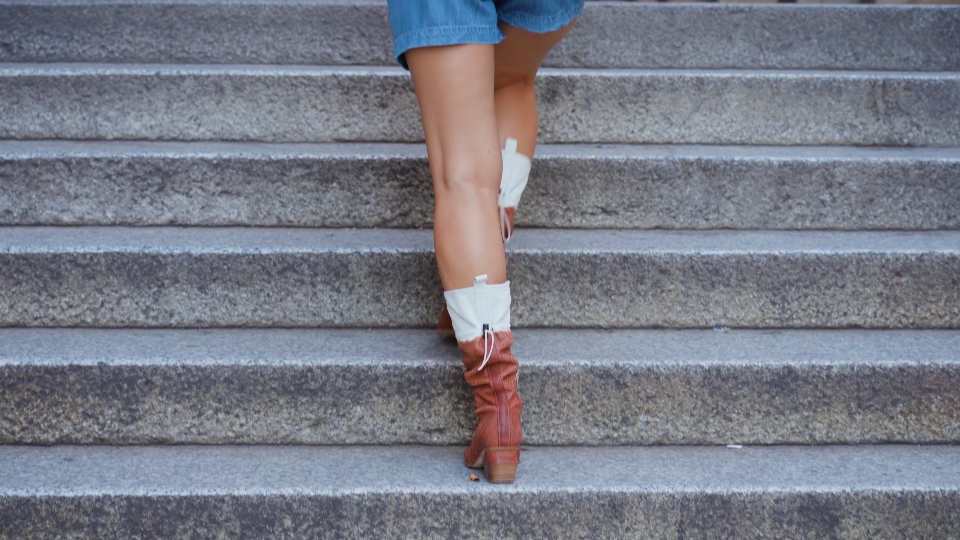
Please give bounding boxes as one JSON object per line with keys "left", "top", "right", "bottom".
{"left": 1, "top": 227, "right": 958, "bottom": 328}
{"left": 1, "top": 444, "right": 958, "bottom": 538}
{"left": 4, "top": 225, "right": 958, "bottom": 253}
{"left": 3, "top": 140, "right": 958, "bottom": 229}
{"left": 2, "top": 328, "right": 958, "bottom": 445}
{"left": 2, "top": 1, "right": 958, "bottom": 71}
{"left": 2, "top": 64, "right": 958, "bottom": 145}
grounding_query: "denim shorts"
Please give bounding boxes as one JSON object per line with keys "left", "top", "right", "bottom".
{"left": 388, "top": 0, "right": 585, "bottom": 69}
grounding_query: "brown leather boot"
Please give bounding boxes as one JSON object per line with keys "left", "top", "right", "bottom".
{"left": 459, "top": 329, "right": 522, "bottom": 483}
{"left": 444, "top": 274, "right": 521, "bottom": 483}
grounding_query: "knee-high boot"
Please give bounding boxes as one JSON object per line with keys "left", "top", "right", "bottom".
{"left": 444, "top": 275, "right": 522, "bottom": 483}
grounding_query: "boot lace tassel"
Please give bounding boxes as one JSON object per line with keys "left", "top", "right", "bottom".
{"left": 478, "top": 323, "right": 495, "bottom": 371}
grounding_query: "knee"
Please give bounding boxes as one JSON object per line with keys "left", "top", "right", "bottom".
{"left": 435, "top": 154, "right": 502, "bottom": 196}
{"left": 494, "top": 69, "right": 536, "bottom": 93}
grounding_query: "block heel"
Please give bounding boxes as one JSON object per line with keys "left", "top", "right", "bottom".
{"left": 483, "top": 446, "right": 520, "bottom": 484}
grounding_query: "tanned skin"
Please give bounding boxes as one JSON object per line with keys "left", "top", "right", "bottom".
{"left": 405, "top": 21, "right": 576, "bottom": 291}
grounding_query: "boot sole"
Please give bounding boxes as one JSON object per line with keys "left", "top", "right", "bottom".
{"left": 466, "top": 446, "right": 520, "bottom": 484}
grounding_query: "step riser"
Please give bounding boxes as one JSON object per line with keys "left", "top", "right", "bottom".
{"left": 3, "top": 445, "right": 957, "bottom": 538}
{"left": 557, "top": 5, "right": 960, "bottom": 71}
{"left": 4, "top": 361, "right": 957, "bottom": 445}
{"left": 3, "top": 492, "right": 957, "bottom": 539}
{"left": 3, "top": 68, "right": 958, "bottom": 146}
{"left": 3, "top": 144, "right": 958, "bottom": 229}
{"left": 3, "top": 3, "right": 958, "bottom": 71}
{"left": 2, "top": 249, "right": 958, "bottom": 328}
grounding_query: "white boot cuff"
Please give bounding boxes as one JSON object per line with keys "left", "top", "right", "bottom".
{"left": 443, "top": 275, "right": 511, "bottom": 342}
{"left": 498, "top": 138, "right": 531, "bottom": 208}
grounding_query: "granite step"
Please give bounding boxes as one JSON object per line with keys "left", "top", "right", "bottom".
{"left": 2, "top": 64, "right": 958, "bottom": 146}
{"left": 1, "top": 444, "right": 958, "bottom": 538}
{"left": 1, "top": 227, "right": 958, "bottom": 328}
{"left": 2, "top": 328, "right": 958, "bottom": 445}
{"left": 2, "top": 2, "right": 958, "bottom": 71}
{"left": 3, "top": 141, "right": 959, "bottom": 230}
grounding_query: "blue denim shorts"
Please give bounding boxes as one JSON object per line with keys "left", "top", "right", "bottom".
{"left": 388, "top": 0, "right": 585, "bottom": 69}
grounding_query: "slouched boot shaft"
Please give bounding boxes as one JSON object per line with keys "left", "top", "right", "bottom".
{"left": 444, "top": 275, "right": 522, "bottom": 483}
{"left": 460, "top": 329, "right": 523, "bottom": 477}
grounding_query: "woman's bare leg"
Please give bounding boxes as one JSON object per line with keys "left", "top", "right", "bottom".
{"left": 405, "top": 44, "right": 505, "bottom": 290}
{"left": 404, "top": 24, "right": 577, "bottom": 291}
{"left": 405, "top": 31, "right": 576, "bottom": 484}
{"left": 493, "top": 21, "right": 577, "bottom": 157}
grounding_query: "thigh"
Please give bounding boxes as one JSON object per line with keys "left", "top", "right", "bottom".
{"left": 405, "top": 44, "right": 502, "bottom": 188}
{"left": 493, "top": 21, "right": 576, "bottom": 87}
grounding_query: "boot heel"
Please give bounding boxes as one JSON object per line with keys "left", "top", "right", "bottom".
{"left": 484, "top": 462, "right": 517, "bottom": 484}
{"left": 483, "top": 447, "right": 520, "bottom": 484}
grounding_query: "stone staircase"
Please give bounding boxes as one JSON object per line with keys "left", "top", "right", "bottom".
{"left": 1, "top": 1, "right": 959, "bottom": 537}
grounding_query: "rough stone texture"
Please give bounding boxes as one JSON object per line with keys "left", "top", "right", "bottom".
{"left": 0, "top": 141, "right": 435, "bottom": 228}
{"left": 0, "top": 141, "right": 436, "bottom": 228}
{"left": 1, "top": 328, "right": 958, "bottom": 445}
{"left": 526, "top": 145, "right": 960, "bottom": 230}
{"left": 3, "top": 141, "right": 959, "bottom": 230}
{"left": 0, "top": 227, "right": 443, "bottom": 328}
{"left": 2, "top": 65, "right": 958, "bottom": 146}
{"left": 535, "top": 69, "right": 960, "bottom": 147}
{"left": 0, "top": 0, "right": 395, "bottom": 66}
{"left": 0, "top": 445, "right": 958, "bottom": 538}
{"left": 549, "top": 4, "right": 960, "bottom": 71}
{"left": 0, "top": 65, "right": 425, "bottom": 142}
{"left": 2, "top": 2, "right": 958, "bottom": 71}
{"left": 1, "top": 227, "right": 958, "bottom": 328}
{"left": 506, "top": 229, "right": 960, "bottom": 329}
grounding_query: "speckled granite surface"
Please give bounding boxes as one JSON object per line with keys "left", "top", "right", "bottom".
{"left": 1, "top": 228, "right": 957, "bottom": 328}
{"left": 1, "top": 65, "right": 958, "bottom": 145}
{"left": 3, "top": 142, "right": 958, "bottom": 230}
{"left": 1, "top": 445, "right": 958, "bottom": 539}
{"left": 1, "top": 328, "right": 958, "bottom": 445}
{"left": 2, "top": 3, "right": 958, "bottom": 71}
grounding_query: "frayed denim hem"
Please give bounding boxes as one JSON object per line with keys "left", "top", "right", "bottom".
{"left": 394, "top": 25, "right": 504, "bottom": 70}
{"left": 498, "top": 4, "right": 584, "bottom": 34}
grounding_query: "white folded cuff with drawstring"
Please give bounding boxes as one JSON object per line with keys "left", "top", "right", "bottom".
{"left": 443, "top": 275, "right": 511, "bottom": 343}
